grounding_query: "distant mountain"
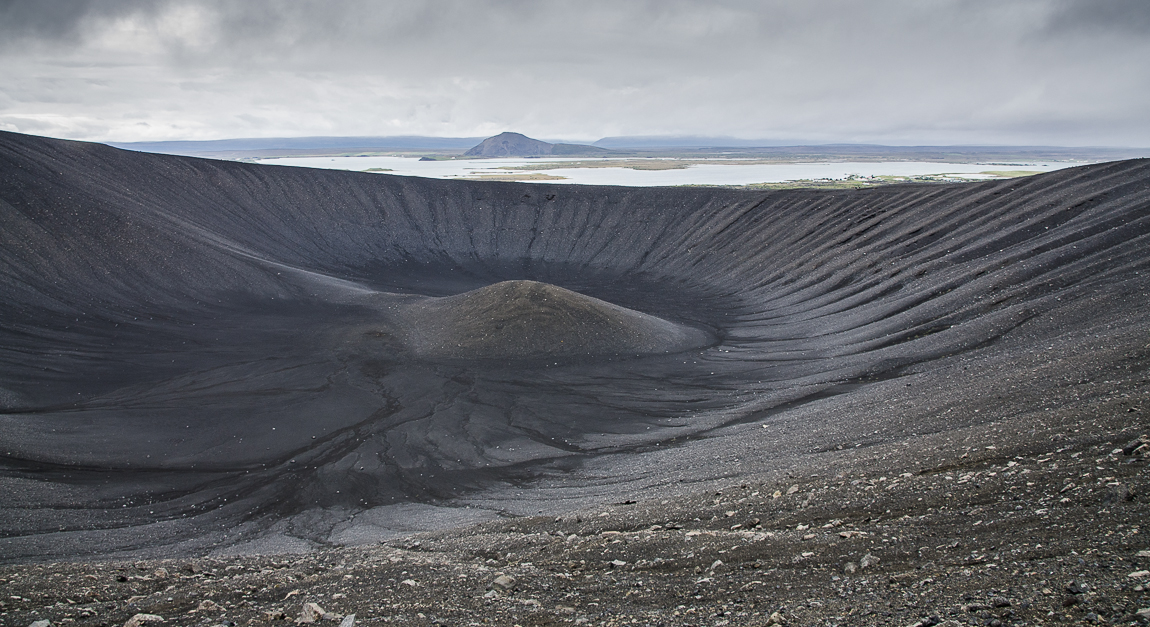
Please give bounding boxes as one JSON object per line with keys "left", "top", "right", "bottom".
{"left": 109, "top": 136, "right": 486, "bottom": 157}
{"left": 464, "top": 132, "right": 552, "bottom": 157}
{"left": 464, "top": 132, "right": 610, "bottom": 157}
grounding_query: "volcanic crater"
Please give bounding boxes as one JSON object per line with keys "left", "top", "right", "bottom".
{"left": 0, "top": 130, "right": 1148, "bottom": 569}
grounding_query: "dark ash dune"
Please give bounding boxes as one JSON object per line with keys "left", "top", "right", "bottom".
{"left": 393, "top": 279, "right": 715, "bottom": 361}
{"left": 0, "top": 130, "right": 1148, "bottom": 563}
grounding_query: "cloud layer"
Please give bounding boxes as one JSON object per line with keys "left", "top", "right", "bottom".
{"left": 1, "top": 0, "right": 1147, "bottom": 145}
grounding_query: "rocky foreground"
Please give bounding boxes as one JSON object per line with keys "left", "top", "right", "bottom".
{"left": 3, "top": 422, "right": 1147, "bottom": 627}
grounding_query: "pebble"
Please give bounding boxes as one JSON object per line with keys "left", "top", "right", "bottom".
{"left": 766, "top": 611, "right": 786, "bottom": 624}
{"left": 859, "top": 553, "right": 880, "bottom": 569}
{"left": 123, "top": 615, "right": 165, "bottom": 627}
{"left": 1065, "top": 581, "right": 1087, "bottom": 595}
{"left": 297, "top": 603, "right": 326, "bottom": 624}
{"left": 195, "top": 600, "right": 222, "bottom": 612}
{"left": 28, "top": 621, "right": 52, "bottom": 627}
{"left": 1121, "top": 435, "right": 1148, "bottom": 455}
{"left": 491, "top": 574, "right": 516, "bottom": 590}
{"left": 338, "top": 614, "right": 355, "bottom": 627}
{"left": 1128, "top": 570, "right": 1150, "bottom": 578}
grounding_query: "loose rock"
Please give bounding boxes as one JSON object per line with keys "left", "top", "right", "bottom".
{"left": 491, "top": 574, "right": 516, "bottom": 591}
{"left": 1122, "top": 435, "right": 1149, "bottom": 455}
{"left": 195, "top": 600, "right": 222, "bottom": 613}
{"left": 297, "top": 603, "right": 326, "bottom": 624}
{"left": 123, "top": 615, "right": 164, "bottom": 627}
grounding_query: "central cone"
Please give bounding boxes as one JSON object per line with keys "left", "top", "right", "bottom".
{"left": 398, "top": 280, "right": 713, "bottom": 361}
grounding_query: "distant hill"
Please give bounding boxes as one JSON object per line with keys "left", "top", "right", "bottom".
{"left": 464, "top": 132, "right": 552, "bottom": 157}
{"left": 108, "top": 136, "right": 486, "bottom": 158}
{"left": 464, "top": 132, "right": 610, "bottom": 157}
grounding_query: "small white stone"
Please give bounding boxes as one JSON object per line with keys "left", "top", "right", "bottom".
{"left": 491, "top": 574, "right": 516, "bottom": 590}
{"left": 296, "top": 603, "right": 325, "bottom": 624}
{"left": 123, "top": 615, "right": 165, "bottom": 627}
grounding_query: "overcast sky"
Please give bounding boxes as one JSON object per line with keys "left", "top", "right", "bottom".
{"left": 1, "top": 0, "right": 1147, "bottom": 145}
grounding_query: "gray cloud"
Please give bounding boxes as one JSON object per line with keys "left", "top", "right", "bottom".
{"left": 0, "top": 0, "right": 1146, "bottom": 145}
{"left": 0, "top": 0, "right": 157, "bottom": 47}
{"left": 1042, "top": 0, "right": 1150, "bottom": 36}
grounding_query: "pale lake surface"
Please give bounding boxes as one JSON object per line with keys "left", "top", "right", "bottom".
{"left": 255, "top": 155, "right": 1083, "bottom": 187}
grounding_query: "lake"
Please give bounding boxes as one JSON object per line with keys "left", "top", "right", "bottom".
{"left": 254, "top": 155, "right": 1083, "bottom": 187}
